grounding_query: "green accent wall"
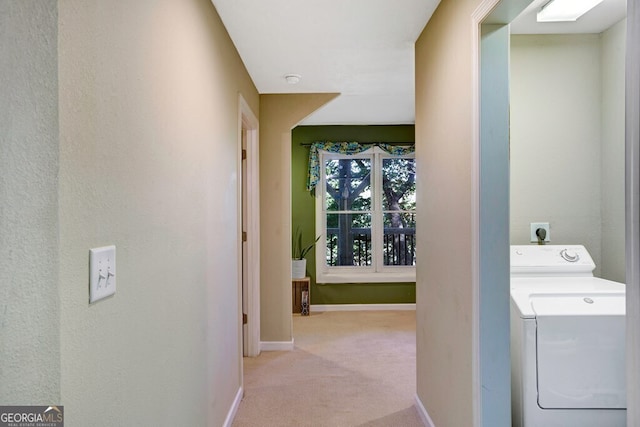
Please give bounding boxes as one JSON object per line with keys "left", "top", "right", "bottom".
{"left": 291, "top": 125, "right": 416, "bottom": 304}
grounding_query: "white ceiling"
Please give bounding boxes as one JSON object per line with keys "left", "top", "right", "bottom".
{"left": 211, "top": 0, "right": 626, "bottom": 126}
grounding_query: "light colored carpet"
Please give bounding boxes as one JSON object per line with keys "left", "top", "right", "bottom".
{"left": 232, "top": 310, "right": 422, "bottom": 427}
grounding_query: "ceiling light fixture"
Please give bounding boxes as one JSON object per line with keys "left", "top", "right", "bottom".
{"left": 537, "top": 0, "right": 604, "bottom": 22}
{"left": 284, "top": 74, "right": 301, "bottom": 84}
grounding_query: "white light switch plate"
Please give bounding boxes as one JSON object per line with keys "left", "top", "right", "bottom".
{"left": 89, "top": 245, "right": 116, "bottom": 303}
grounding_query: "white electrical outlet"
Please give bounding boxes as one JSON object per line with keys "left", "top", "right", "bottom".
{"left": 89, "top": 245, "right": 116, "bottom": 303}
{"left": 530, "top": 222, "right": 550, "bottom": 243}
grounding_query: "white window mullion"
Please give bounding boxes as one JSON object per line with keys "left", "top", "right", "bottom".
{"left": 372, "top": 151, "right": 383, "bottom": 273}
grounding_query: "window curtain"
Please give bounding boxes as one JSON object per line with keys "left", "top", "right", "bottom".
{"left": 307, "top": 141, "right": 415, "bottom": 192}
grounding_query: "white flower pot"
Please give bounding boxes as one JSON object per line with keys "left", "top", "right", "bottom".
{"left": 292, "top": 259, "right": 307, "bottom": 279}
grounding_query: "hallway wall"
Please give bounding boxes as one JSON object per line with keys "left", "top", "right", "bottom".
{"left": 57, "top": 0, "right": 258, "bottom": 425}
{"left": 0, "top": 0, "right": 60, "bottom": 405}
{"left": 259, "top": 94, "right": 338, "bottom": 344}
{"left": 415, "top": 0, "right": 483, "bottom": 425}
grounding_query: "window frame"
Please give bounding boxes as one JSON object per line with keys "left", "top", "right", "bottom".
{"left": 315, "top": 146, "right": 416, "bottom": 283}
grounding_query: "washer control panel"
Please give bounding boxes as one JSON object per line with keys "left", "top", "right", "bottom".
{"left": 511, "top": 245, "right": 595, "bottom": 276}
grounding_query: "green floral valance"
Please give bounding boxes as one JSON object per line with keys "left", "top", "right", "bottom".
{"left": 307, "top": 141, "right": 415, "bottom": 192}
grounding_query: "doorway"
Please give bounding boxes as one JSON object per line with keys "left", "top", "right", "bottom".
{"left": 239, "top": 95, "right": 260, "bottom": 357}
{"left": 474, "top": 0, "right": 638, "bottom": 425}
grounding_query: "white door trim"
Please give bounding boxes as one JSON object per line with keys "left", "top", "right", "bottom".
{"left": 471, "top": 3, "right": 503, "bottom": 426}
{"left": 239, "top": 94, "right": 260, "bottom": 358}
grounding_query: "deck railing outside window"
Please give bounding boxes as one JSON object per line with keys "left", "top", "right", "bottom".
{"left": 326, "top": 223, "right": 416, "bottom": 267}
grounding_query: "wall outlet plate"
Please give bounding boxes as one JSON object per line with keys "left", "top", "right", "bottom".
{"left": 89, "top": 245, "right": 116, "bottom": 303}
{"left": 530, "top": 222, "right": 550, "bottom": 243}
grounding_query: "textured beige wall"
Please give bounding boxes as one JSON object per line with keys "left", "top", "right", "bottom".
{"left": 259, "top": 94, "right": 338, "bottom": 343}
{"left": 415, "top": 0, "right": 481, "bottom": 425}
{"left": 58, "top": 0, "right": 258, "bottom": 425}
{"left": 510, "top": 29, "right": 626, "bottom": 282}
{"left": 0, "top": 0, "right": 60, "bottom": 405}
{"left": 511, "top": 35, "right": 603, "bottom": 271}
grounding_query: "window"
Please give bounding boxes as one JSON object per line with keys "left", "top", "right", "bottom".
{"left": 314, "top": 146, "right": 416, "bottom": 283}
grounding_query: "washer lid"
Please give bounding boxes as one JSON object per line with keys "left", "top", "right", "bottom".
{"left": 510, "top": 277, "right": 626, "bottom": 319}
{"left": 531, "top": 293, "right": 626, "bottom": 317}
{"left": 535, "top": 294, "right": 626, "bottom": 409}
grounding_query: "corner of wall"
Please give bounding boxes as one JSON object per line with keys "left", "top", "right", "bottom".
{"left": 258, "top": 93, "right": 338, "bottom": 342}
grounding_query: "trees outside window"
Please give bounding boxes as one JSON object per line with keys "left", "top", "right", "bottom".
{"left": 316, "top": 147, "right": 415, "bottom": 283}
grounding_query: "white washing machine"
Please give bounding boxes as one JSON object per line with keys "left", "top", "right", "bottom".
{"left": 511, "top": 245, "right": 626, "bottom": 427}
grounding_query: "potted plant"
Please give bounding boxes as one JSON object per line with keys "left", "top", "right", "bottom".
{"left": 292, "top": 227, "right": 320, "bottom": 279}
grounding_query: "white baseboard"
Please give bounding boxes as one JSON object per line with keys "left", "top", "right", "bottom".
{"left": 415, "top": 394, "right": 435, "bottom": 427}
{"left": 311, "top": 303, "right": 416, "bottom": 312}
{"left": 223, "top": 386, "right": 243, "bottom": 427}
{"left": 260, "top": 339, "right": 295, "bottom": 351}
{"left": 416, "top": 394, "right": 436, "bottom": 427}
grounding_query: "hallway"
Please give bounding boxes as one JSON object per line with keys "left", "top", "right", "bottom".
{"left": 233, "top": 311, "right": 421, "bottom": 427}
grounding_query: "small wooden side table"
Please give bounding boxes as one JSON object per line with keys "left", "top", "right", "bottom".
{"left": 292, "top": 277, "right": 310, "bottom": 315}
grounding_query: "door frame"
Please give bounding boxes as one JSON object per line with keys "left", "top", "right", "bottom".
{"left": 472, "top": 2, "right": 521, "bottom": 425}
{"left": 239, "top": 94, "right": 260, "bottom": 357}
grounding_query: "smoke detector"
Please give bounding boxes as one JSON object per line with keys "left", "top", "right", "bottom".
{"left": 284, "top": 74, "right": 301, "bottom": 84}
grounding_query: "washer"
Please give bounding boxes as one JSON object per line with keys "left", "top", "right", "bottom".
{"left": 511, "top": 245, "right": 626, "bottom": 427}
